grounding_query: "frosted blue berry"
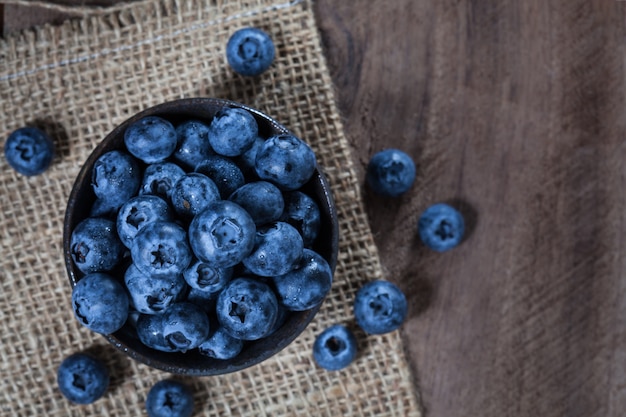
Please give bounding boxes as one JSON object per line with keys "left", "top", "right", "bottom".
{"left": 183, "top": 259, "right": 233, "bottom": 294}
{"left": 226, "top": 27, "right": 275, "bottom": 76}
{"left": 188, "top": 200, "right": 256, "bottom": 268}
{"left": 271, "top": 248, "right": 332, "bottom": 311}
{"left": 170, "top": 173, "right": 221, "bottom": 220}
{"left": 139, "top": 162, "right": 186, "bottom": 201}
{"left": 242, "top": 222, "right": 303, "bottom": 277}
{"left": 198, "top": 326, "right": 244, "bottom": 360}
{"left": 216, "top": 277, "right": 278, "bottom": 340}
{"left": 354, "top": 280, "right": 407, "bottom": 335}
{"left": 70, "top": 217, "right": 125, "bottom": 274}
{"left": 57, "top": 353, "right": 109, "bottom": 404}
{"left": 124, "top": 116, "right": 177, "bottom": 164}
{"left": 173, "top": 119, "right": 214, "bottom": 170}
{"left": 195, "top": 155, "right": 245, "bottom": 199}
{"left": 228, "top": 181, "right": 284, "bottom": 226}
{"left": 116, "top": 195, "right": 173, "bottom": 248}
{"left": 313, "top": 325, "right": 357, "bottom": 371}
{"left": 91, "top": 150, "right": 141, "bottom": 210}
{"left": 280, "top": 191, "right": 321, "bottom": 247}
{"left": 72, "top": 272, "right": 130, "bottom": 335}
{"left": 255, "top": 134, "right": 317, "bottom": 191}
{"left": 146, "top": 379, "right": 194, "bottom": 417}
{"left": 130, "top": 221, "right": 193, "bottom": 278}
{"left": 124, "top": 264, "right": 187, "bottom": 315}
{"left": 366, "top": 149, "right": 416, "bottom": 197}
{"left": 208, "top": 107, "right": 258, "bottom": 157}
{"left": 418, "top": 203, "right": 465, "bottom": 252}
{"left": 162, "top": 302, "right": 210, "bottom": 352}
{"left": 4, "top": 127, "right": 54, "bottom": 176}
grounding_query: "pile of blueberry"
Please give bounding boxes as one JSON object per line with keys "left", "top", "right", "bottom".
{"left": 69, "top": 105, "right": 334, "bottom": 364}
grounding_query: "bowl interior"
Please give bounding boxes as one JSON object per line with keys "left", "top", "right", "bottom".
{"left": 63, "top": 98, "right": 338, "bottom": 376}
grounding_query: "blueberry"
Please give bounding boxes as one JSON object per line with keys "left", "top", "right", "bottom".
{"left": 136, "top": 313, "right": 177, "bottom": 352}
{"left": 116, "top": 195, "right": 173, "bottom": 248}
{"left": 242, "top": 222, "right": 303, "bottom": 277}
{"left": 312, "top": 325, "right": 357, "bottom": 371}
{"left": 57, "top": 353, "right": 109, "bottom": 404}
{"left": 130, "top": 221, "right": 193, "bottom": 278}
{"left": 271, "top": 248, "right": 332, "bottom": 311}
{"left": 353, "top": 280, "right": 407, "bottom": 335}
{"left": 139, "top": 162, "right": 186, "bottom": 201}
{"left": 183, "top": 259, "right": 233, "bottom": 294}
{"left": 72, "top": 272, "right": 129, "bottom": 334}
{"left": 162, "top": 302, "right": 210, "bottom": 351}
{"left": 91, "top": 150, "right": 141, "bottom": 210}
{"left": 170, "top": 173, "right": 221, "bottom": 220}
{"left": 226, "top": 27, "right": 275, "bottom": 76}
{"left": 195, "top": 155, "right": 245, "bottom": 198}
{"left": 188, "top": 200, "right": 256, "bottom": 268}
{"left": 208, "top": 107, "right": 258, "bottom": 157}
{"left": 124, "top": 264, "right": 187, "bottom": 314}
{"left": 216, "top": 277, "right": 278, "bottom": 340}
{"left": 417, "top": 203, "right": 465, "bottom": 252}
{"left": 228, "top": 181, "right": 284, "bottom": 226}
{"left": 172, "top": 120, "right": 214, "bottom": 170}
{"left": 145, "top": 379, "right": 194, "bottom": 417}
{"left": 70, "top": 217, "right": 125, "bottom": 274}
{"left": 366, "top": 149, "right": 416, "bottom": 197}
{"left": 4, "top": 127, "right": 54, "bottom": 176}
{"left": 124, "top": 116, "right": 177, "bottom": 164}
{"left": 255, "top": 134, "right": 317, "bottom": 191}
{"left": 184, "top": 287, "right": 218, "bottom": 313}
{"left": 280, "top": 191, "right": 321, "bottom": 247}
{"left": 198, "top": 326, "right": 244, "bottom": 360}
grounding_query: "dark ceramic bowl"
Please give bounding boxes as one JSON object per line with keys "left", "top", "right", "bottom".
{"left": 63, "top": 98, "right": 338, "bottom": 376}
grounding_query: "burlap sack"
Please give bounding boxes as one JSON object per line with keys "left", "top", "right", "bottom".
{"left": 0, "top": 0, "right": 423, "bottom": 415}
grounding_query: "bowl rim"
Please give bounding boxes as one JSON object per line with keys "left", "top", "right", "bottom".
{"left": 62, "top": 97, "right": 339, "bottom": 376}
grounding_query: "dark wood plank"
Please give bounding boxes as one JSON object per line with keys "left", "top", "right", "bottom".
{"left": 315, "top": 0, "right": 626, "bottom": 416}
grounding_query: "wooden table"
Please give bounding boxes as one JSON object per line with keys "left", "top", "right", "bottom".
{"left": 4, "top": 1, "right": 626, "bottom": 416}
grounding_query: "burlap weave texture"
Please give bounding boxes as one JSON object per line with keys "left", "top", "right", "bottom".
{"left": 0, "top": 0, "right": 422, "bottom": 415}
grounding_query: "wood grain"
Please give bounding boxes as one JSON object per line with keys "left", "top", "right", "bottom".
{"left": 4, "top": 1, "right": 626, "bottom": 416}
{"left": 315, "top": 1, "right": 626, "bottom": 416}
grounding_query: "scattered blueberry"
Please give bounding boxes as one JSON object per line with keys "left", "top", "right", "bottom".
{"left": 255, "top": 134, "right": 317, "bottom": 191}
{"left": 130, "top": 221, "right": 193, "bottom": 278}
{"left": 172, "top": 119, "right": 214, "bottom": 170}
{"left": 124, "top": 116, "right": 177, "bottom": 164}
{"left": 72, "top": 272, "right": 129, "bottom": 334}
{"left": 195, "top": 155, "right": 246, "bottom": 199}
{"left": 57, "top": 353, "right": 109, "bottom": 404}
{"left": 418, "top": 203, "right": 465, "bottom": 252}
{"left": 312, "top": 325, "right": 357, "bottom": 371}
{"left": 208, "top": 107, "right": 258, "bottom": 157}
{"left": 136, "top": 313, "right": 177, "bottom": 352}
{"left": 70, "top": 217, "right": 125, "bottom": 274}
{"left": 116, "top": 195, "right": 173, "bottom": 248}
{"left": 353, "top": 280, "right": 407, "bottom": 335}
{"left": 198, "top": 326, "right": 244, "bottom": 360}
{"left": 4, "top": 127, "right": 54, "bottom": 176}
{"left": 280, "top": 191, "right": 321, "bottom": 247}
{"left": 188, "top": 200, "right": 256, "bottom": 268}
{"left": 162, "top": 302, "right": 211, "bottom": 352}
{"left": 170, "top": 173, "right": 221, "bottom": 220}
{"left": 366, "top": 148, "right": 416, "bottom": 197}
{"left": 145, "top": 379, "right": 194, "bottom": 417}
{"left": 242, "top": 222, "right": 303, "bottom": 277}
{"left": 124, "top": 263, "right": 187, "bottom": 314}
{"left": 271, "top": 248, "right": 332, "bottom": 311}
{"left": 91, "top": 150, "right": 141, "bottom": 210}
{"left": 216, "top": 277, "right": 278, "bottom": 340}
{"left": 183, "top": 259, "right": 233, "bottom": 294}
{"left": 228, "top": 181, "right": 284, "bottom": 226}
{"left": 226, "top": 27, "right": 275, "bottom": 76}
{"left": 139, "top": 161, "right": 186, "bottom": 201}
